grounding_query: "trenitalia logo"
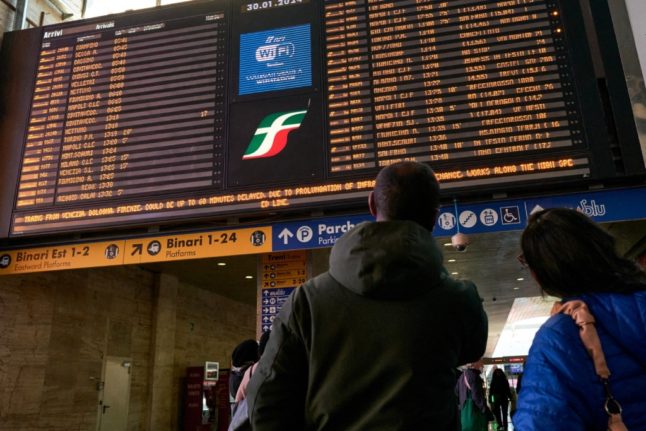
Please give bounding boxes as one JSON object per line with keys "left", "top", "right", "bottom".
{"left": 243, "top": 110, "right": 307, "bottom": 160}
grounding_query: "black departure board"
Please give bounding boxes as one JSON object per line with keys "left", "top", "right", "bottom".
{"left": 0, "top": 0, "right": 642, "bottom": 238}
{"left": 324, "top": 0, "right": 586, "bottom": 180}
{"left": 21, "top": 12, "right": 226, "bottom": 209}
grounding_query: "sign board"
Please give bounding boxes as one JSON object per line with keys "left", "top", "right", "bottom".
{"left": 0, "top": 240, "right": 126, "bottom": 274}
{"left": 1, "top": 187, "right": 645, "bottom": 275}
{"left": 272, "top": 215, "right": 372, "bottom": 251}
{"left": 1, "top": 0, "right": 643, "bottom": 238}
{"left": 0, "top": 226, "right": 271, "bottom": 275}
{"left": 259, "top": 251, "right": 307, "bottom": 332}
{"left": 435, "top": 187, "right": 646, "bottom": 236}
{"left": 124, "top": 227, "right": 271, "bottom": 264}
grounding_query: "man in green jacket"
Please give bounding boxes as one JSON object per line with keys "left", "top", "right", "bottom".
{"left": 247, "top": 161, "right": 488, "bottom": 430}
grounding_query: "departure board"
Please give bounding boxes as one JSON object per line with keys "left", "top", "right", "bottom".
{"left": 21, "top": 11, "right": 226, "bottom": 208}
{"left": 0, "top": 0, "right": 642, "bottom": 238}
{"left": 324, "top": 0, "right": 586, "bottom": 179}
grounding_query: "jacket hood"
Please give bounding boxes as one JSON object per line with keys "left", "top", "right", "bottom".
{"left": 328, "top": 221, "right": 446, "bottom": 299}
{"left": 580, "top": 291, "right": 646, "bottom": 360}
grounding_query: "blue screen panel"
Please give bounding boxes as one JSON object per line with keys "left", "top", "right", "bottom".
{"left": 239, "top": 24, "right": 312, "bottom": 95}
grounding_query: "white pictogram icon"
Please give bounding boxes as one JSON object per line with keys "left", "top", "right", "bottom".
{"left": 480, "top": 209, "right": 498, "bottom": 226}
{"left": 296, "top": 226, "right": 313, "bottom": 243}
{"left": 437, "top": 212, "right": 456, "bottom": 230}
{"left": 459, "top": 210, "right": 477, "bottom": 228}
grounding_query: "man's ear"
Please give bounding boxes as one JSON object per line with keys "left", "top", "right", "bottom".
{"left": 368, "top": 191, "right": 377, "bottom": 217}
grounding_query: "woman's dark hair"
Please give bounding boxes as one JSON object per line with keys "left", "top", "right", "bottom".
{"left": 520, "top": 208, "right": 646, "bottom": 298}
{"left": 490, "top": 369, "right": 509, "bottom": 393}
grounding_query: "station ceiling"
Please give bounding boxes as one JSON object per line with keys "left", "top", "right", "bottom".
{"left": 144, "top": 219, "right": 646, "bottom": 358}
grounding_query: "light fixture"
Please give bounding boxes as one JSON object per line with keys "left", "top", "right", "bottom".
{"left": 451, "top": 271, "right": 459, "bottom": 275}
{"left": 443, "top": 242, "right": 452, "bottom": 247}
{"left": 217, "top": 262, "right": 226, "bottom": 266}
{"left": 513, "top": 287, "right": 520, "bottom": 290}
{"left": 516, "top": 277, "right": 524, "bottom": 281}
{"left": 448, "top": 258, "right": 457, "bottom": 263}
{"left": 245, "top": 275, "right": 253, "bottom": 279}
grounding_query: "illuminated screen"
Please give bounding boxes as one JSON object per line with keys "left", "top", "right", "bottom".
{"left": 239, "top": 24, "right": 312, "bottom": 95}
{"left": 0, "top": 0, "right": 643, "bottom": 238}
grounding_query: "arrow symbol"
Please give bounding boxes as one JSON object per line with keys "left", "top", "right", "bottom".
{"left": 131, "top": 244, "right": 143, "bottom": 256}
{"left": 278, "top": 228, "right": 294, "bottom": 245}
{"left": 530, "top": 204, "right": 544, "bottom": 214}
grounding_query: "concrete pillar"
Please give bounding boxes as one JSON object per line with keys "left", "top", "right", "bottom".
{"left": 148, "top": 272, "right": 178, "bottom": 430}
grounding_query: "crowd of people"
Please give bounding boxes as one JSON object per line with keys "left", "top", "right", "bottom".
{"left": 225, "top": 162, "right": 645, "bottom": 430}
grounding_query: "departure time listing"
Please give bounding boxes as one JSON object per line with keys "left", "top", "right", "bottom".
{"left": 324, "top": 0, "right": 587, "bottom": 183}
{"left": 17, "top": 11, "right": 227, "bottom": 210}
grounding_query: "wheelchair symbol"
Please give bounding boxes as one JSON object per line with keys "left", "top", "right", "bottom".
{"left": 500, "top": 206, "right": 521, "bottom": 225}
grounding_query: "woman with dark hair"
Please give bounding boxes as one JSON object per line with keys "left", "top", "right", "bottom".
{"left": 489, "top": 368, "right": 512, "bottom": 430}
{"left": 513, "top": 208, "right": 646, "bottom": 430}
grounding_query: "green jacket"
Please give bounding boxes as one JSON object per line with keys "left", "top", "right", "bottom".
{"left": 247, "top": 221, "right": 488, "bottom": 430}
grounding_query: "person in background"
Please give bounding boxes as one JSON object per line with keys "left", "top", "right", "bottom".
{"left": 228, "top": 339, "right": 258, "bottom": 407}
{"left": 513, "top": 208, "right": 646, "bottom": 430}
{"left": 247, "top": 161, "right": 488, "bottom": 430}
{"left": 235, "top": 330, "right": 271, "bottom": 402}
{"left": 455, "top": 361, "right": 488, "bottom": 431}
{"left": 488, "top": 368, "right": 512, "bottom": 430}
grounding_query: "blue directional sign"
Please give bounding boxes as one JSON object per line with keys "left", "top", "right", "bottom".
{"left": 435, "top": 200, "right": 530, "bottom": 236}
{"left": 260, "top": 287, "right": 295, "bottom": 332}
{"left": 523, "top": 188, "right": 646, "bottom": 223}
{"left": 272, "top": 215, "right": 373, "bottom": 251}
{"left": 269, "top": 187, "right": 646, "bottom": 250}
{"left": 434, "top": 187, "right": 646, "bottom": 236}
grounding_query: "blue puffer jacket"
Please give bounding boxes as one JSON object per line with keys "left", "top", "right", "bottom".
{"left": 513, "top": 291, "right": 646, "bottom": 431}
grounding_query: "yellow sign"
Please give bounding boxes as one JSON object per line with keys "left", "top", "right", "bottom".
{"left": 0, "top": 227, "right": 273, "bottom": 275}
{"left": 0, "top": 240, "right": 126, "bottom": 274}
{"left": 260, "top": 251, "right": 307, "bottom": 263}
{"left": 260, "top": 260, "right": 307, "bottom": 271}
{"left": 261, "top": 277, "right": 307, "bottom": 289}
{"left": 262, "top": 268, "right": 307, "bottom": 279}
{"left": 260, "top": 251, "right": 308, "bottom": 289}
{"left": 123, "top": 227, "right": 272, "bottom": 264}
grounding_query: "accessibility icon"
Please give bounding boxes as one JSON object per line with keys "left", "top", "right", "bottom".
{"left": 437, "top": 212, "right": 456, "bottom": 230}
{"left": 480, "top": 209, "right": 498, "bottom": 226}
{"left": 500, "top": 206, "right": 521, "bottom": 225}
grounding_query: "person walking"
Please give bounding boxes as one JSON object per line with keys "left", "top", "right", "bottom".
{"left": 513, "top": 208, "right": 646, "bottom": 430}
{"left": 247, "top": 161, "right": 488, "bottom": 430}
{"left": 455, "top": 361, "right": 489, "bottom": 431}
{"left": 488, "top": 368, "right": 512, "bottom": 430}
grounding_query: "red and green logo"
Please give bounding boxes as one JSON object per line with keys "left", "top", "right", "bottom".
{"left": 243, "top": 110, "right": 307, "bottom": 160}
